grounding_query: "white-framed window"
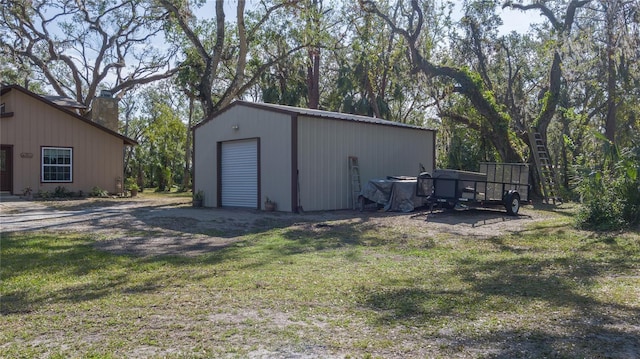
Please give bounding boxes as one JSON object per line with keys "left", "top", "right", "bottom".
{"left": 42, "top": 147, "right": 73, "bottom": 182}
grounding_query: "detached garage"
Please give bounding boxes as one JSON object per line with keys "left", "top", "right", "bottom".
{"left": 193, "top": 101, "right": 436, "bottom": 212}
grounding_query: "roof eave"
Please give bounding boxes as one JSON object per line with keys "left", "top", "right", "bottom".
{"left": 2, "top": 84, "right": 137, "bottom": 146}
{"left": 193, "top": 100, "right": 435, "bottom": 132}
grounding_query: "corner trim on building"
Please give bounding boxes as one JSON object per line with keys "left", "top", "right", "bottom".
{"left": 216, "top": 141, "right": 222, "bottom": 207}
{"left": 432, "top": 130, "right": 438, "bottom": 172}
{"left": 291, "top": 114, "right": 299, "bottom": 213}
{"left": 192, "top": 127, "right": 197, "bottom": 203}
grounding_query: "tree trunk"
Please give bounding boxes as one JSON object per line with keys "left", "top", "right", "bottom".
{"left": 604, "top": 0, "right": 617, "bottom": 144}
{"left": 533, "top": 52, "right": 562, "bottom": 143}
{"left": 364, "top": 73, "right": 381, "bottom": 118}
{"left": 560, "top": 96, "right": 571, "bottom": 191}
{"left": 306, "top": 0, "right": 321, "bottom": 109}
{"left": 307, "top": 47, "right": 320, "bottom": 109}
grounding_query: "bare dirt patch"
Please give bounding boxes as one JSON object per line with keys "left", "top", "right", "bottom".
{"left": 2, "top": 195, "right": 557, "bottom": 257}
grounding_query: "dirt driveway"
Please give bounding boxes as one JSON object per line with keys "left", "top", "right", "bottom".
{"left": 1, "top": 195, "right": 555, "bottom": 256}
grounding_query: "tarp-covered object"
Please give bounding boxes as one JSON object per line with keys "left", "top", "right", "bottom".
{"left": 360, "top": 178, "right": 425, "bottom": 212}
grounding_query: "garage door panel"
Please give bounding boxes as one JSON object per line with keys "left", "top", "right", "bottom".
{"left": 221, "top": 139, "right": 258, "bottom": 208}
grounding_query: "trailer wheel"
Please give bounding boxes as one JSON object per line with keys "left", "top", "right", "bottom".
{"left": 505, "top": 192, "right": 520, "bottom": 216}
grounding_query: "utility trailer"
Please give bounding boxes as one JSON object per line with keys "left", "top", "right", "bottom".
{"left": 416, "top": 163, "right": 530, "bottom": 216}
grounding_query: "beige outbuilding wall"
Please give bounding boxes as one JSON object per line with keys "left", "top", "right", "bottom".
{"left": 194, "top": 101, "right": 436, "bottom": 212}
{"left": 193, "top": 104, "right": 294, "bottom": 210}
{"left": 297, "top": 115, "right": 435, "bottom": 211}
{"left": 1, "top": 86, "right": 133, "bottom": 195}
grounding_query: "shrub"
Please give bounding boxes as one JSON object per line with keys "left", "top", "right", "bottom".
{"left": 575, "top": 139, "right": 640, "bottom": 230}
{"left": 90, "top": 186, "right": 108, "bottom": 198}
{"left": 125, "top": 177, "right": 139, "bottom": 191}
{"left": 54, "top": 186, "right": 71, "bottom": 198}
{"left": 37, "top": 190, "right": 51, "bottom": 199}
{"left": 575, "top": 187, "right": 625, "bottom": 231}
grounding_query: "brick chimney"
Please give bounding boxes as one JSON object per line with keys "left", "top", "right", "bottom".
{"left": 91, "top": 90, "right": 119, "bottom": 132}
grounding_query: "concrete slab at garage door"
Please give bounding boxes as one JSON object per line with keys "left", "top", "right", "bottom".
{"left": 221, "top": 139, "right": 258, "bottom": 208}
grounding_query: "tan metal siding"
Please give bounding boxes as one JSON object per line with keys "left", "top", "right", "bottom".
{"left": 1, "top": 90, "right": 125, "bottom": 194}
{"left": 297, "top": 116, "right": 435, "bottom": 211}
{"left": 194, "top": 106, "right": 293, "bottom": 210}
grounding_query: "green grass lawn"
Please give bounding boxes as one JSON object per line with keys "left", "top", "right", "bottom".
{"left": 1, "top": 211, "right": 639, "bottom": 358}
{"left": 138, "top": 188, "right": 194, "bottom": 198}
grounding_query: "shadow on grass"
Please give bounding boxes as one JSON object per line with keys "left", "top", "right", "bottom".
{"left": 190, "top": 218, "right": 388, "bottom": 272}
{"left": 90, "top": 203, "right": 393, "bottom": 258}
{"left": 2, "top": 215, "right": 358, "bottom": 314}
{"left": 0, "top": 233, "right": 173, "bottom": 315}
{"left": 126, "top": 204, "right": 345, "bottom": 239}
{"left": 413, "top": 207, "right": 531, "bottom": 228}
{"left": 359, "top": 231, "right": 640, "bottom": 357}
{"left": 279, "top": 220, "right": 389, "bottom": 253}
{"left": 448, "top": 327, "right": 640, "bottom": 358}
{"left": 8, "top": 195, "right": 429, "bottom": 257}
{"left": 529, "top": 201, "right": 577, "bottom": 218}
{"left": 1, "top": 204, "right": 381, "bottom": 313}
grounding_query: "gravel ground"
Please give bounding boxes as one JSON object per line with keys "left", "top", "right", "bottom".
{"left": 1, "top": 195, "right": 553, "bottom": 257}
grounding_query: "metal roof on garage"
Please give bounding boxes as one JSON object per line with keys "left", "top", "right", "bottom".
{"left": 195, "top": 100, "right": 435, "bottom": 132}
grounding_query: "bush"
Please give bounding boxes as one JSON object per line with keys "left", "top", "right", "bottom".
{"left": 37, "top": 190, "right": 51, "bottom": 199}
{"left": 575, "top": 189, "right": 626, "bottom": 231}
{"left": 54, "top": 186, "right": 71, "bottom": 198}
{"left": 90, "top": 186, "right": 109, "bottom": 198}
{"left": 575, "top": 141, "right": 640, "bottom": 230}
{"left": 125, "top": 177, "right": 139, "bottom": 191}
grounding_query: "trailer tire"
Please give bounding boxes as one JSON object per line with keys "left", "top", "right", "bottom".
{"left": 505, "top": 192, "right": 520, "bottom": 216}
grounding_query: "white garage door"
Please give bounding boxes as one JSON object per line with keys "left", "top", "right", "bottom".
{"left": 221, "top": 139, "right": 258, "bottom": 208}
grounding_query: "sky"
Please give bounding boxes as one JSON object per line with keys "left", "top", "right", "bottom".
{"left": 496, "top": 5, "right": 544, "bottom": 34}
{"left": 70, "top": 0, "right": 544, "bottom": 96}
{"left": 200, "top": 0, "right": 544, "bottom": 35}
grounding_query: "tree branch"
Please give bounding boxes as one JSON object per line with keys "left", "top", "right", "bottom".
{"left": 440, "top": 111, "right": 489, "bottom": 137}
{"left": 112, "top": 67, "right": 181, "bottom": 99}
{"left": 214, "top": 43, "right": 309, "bottom": 112}
{"left": 159, "top": 0, "right": 209, "bottom": 62}
{"left": 502, "top": 1, "right": 562, "bottom": 31}
{"left": 362, "top": 0, "right": 521, "bottom": 161}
